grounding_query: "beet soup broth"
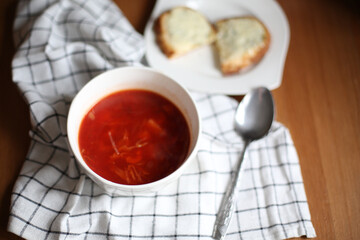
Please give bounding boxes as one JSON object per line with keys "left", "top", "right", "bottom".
{"left": 78, "top": 89, "right": 191, "bottom": 185}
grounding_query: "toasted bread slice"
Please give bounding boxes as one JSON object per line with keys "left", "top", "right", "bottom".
{"left": 215, "top": 17, "right": 270, "bottom": 75}
{"left": 154, "top": 6, "right": 216, "bottom": 59}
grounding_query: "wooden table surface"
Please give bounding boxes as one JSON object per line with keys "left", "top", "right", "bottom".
{"left": 0, "top": 0, "right": 359, "bottom": 239}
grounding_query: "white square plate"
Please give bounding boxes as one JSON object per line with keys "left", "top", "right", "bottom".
{"left": 144, "top": 0, "right": 290, "bottom": 95}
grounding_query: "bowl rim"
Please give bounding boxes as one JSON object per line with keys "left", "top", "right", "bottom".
{"left": 67, "top": 66, "right": 201, "bottom": 192}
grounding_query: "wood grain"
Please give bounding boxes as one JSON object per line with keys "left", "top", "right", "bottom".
{"left": 273, "top": 1, "right": 360, "bottom": 239}
{"left": 0, "top": 0, "right": 30, "bottom": 239}
{"left": 0, "top": 0, "right": 359, "bottom": 239}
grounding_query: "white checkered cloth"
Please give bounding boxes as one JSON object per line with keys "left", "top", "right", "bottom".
{"left": 8, "top": 0, "right": 316, "bottom": 239}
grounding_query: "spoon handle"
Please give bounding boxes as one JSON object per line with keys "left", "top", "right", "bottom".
{"left": 212, "top": 141, "right": 249, "bottom": 240}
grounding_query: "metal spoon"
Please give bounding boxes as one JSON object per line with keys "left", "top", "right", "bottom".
{"left": 212, "top": 87, "right": 275, "bottom": 240}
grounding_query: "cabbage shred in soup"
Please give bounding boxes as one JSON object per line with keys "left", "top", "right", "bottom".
{"left": 78, "top": 89, "right": 190, "bottom": 185}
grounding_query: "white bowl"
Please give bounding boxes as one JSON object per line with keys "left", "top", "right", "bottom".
{"left": 67, "top": 66, "right": 201, "bottom": 196}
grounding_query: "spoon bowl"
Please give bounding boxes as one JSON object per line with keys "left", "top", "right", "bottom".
{"left": 213, "top": 87, "right": 275, "bottom": 240}
{"left": 235, "top": 87, "right": 275, "bottom": 141}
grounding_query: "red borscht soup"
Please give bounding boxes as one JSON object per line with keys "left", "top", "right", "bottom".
{"left": 78, "top": 90, "right": 190, "bottom": 185}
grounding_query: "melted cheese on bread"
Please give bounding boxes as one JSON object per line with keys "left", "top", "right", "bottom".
{"left": 215, "top": 17, "right": 270, "bottom": 75}
{"left": 155, "top": 7, "right": 216, "bottom": 58}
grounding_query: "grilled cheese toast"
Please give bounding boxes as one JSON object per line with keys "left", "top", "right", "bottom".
{"left": 215, "top": 17, "right": 270, "bottom": 75}
{"left": 154, "top": 7, "right": 216, "bottom": 59}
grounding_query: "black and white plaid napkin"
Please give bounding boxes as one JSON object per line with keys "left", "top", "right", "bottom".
{"left": 8, "top": 0, "right": 316, "bottom": 239}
